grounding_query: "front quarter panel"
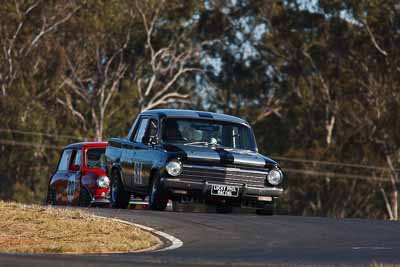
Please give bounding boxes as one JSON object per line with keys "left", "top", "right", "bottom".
{"left": 81, "top": 170, "right": 109, "bottom": 201}
{"left": 105, "top": 138, "right": 125, "bottom": 176}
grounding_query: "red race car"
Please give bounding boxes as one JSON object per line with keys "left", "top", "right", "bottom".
{"left": 46, "top": 142, "right": 110, "bottom": 207}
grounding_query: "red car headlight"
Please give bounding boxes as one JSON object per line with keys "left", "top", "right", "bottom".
{"left": 96, "top": 176, "right": 110, "bottom": 188}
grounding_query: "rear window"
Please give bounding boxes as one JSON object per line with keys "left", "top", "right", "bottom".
{"left": 85, "top": 148, "right": 106, "bottom": 168}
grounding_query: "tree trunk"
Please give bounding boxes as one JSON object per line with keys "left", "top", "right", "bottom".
{"left": 385, "top": 155, "right": 399, "bottom": 220}
{"left": 392, "top": 190, "right": 398, "bottom": 220}
{"left": 325, "top": 115, "right": 335, "bottom": 146}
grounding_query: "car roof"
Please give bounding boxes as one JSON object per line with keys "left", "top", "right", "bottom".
{"left": 140, "top": 109, "right": 249, "bottom": 126}
{"left": 64, "top": 141, "right": 108, "bottom": 150}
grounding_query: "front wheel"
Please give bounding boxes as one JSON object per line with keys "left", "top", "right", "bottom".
{"left": 216, "top": 205, "right": 233, "bottom": 214}
{"left": 79, "top": 187, "right": 92, "bottom": 207}
{"left": 256, "top": 205, "right": 275, "bottom": 216}
{"left": 148, "top": 174, "right": 168, "bottom": 211}
{"left": 110, "top": 170, "right": 130, "bottom": 209}
{"left": 256, "top": 209, "right": 274, "bottom": 216}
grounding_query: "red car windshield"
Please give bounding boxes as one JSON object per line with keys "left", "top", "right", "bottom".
{"left": 85, "top": 148, "right": 106, "bottom": 168}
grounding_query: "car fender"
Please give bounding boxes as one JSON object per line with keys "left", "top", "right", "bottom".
{"left": 110, "top": 164, "right": 126, "bottom": 186}
{"left": 80, "top": 184, "right": 93, "bottom": 200}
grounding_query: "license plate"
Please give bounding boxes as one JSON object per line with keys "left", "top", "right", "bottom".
{"left": 258, "top": 196, "right": 272, "bottom": 202}
{"left": 211, "top": 184, "right": 239, "bottom": 197}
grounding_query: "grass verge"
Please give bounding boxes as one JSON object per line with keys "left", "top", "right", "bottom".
{"left": 0, "top": 201, "right": 160, "bottom": 254}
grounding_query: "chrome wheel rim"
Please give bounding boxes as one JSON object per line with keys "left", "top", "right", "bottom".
{"left": 150, "top": 180, "right": 157, "bottom": 203}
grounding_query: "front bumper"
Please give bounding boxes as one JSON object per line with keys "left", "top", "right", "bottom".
{"left": 90, "top": 190, "right": 111, "bottom": 206}
{"left": 161, "top": 177, "right": 283, "bottom": 198}
{"left": 90, "top": 198, "right": 111, "bottom": 205}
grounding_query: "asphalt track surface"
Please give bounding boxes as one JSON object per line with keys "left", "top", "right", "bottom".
{"left": 1, "top": 208, "right": 400, "bottom": 267}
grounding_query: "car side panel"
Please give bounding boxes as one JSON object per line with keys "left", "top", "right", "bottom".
{"left": 106, "top": 138, "right": 135, "bottom": 190}
{"left": 66, "top": 171, "right": 80, "bottom": 205}
{"left": 121, "top": 142, "right": 136, "bottom": 190}
{"left": 66, "top": 148, "right": 83, "bottom": 205}
{"left": 133, "top": 145, "right": 165, "bottom": 192}
{"left": 106, "top": 139, "right": 165, "bottom": 195}
{"left": 129, "top": 143, "right": 151, "bottom": 193}
{"left": 50, "top": 171, "right": 68, "bottom": 205}
{"left": 105, "top": 138, "right": 124, "bottom": 175}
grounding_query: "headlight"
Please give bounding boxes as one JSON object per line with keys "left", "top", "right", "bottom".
{"left": 267, "top": 169, "right": 283, "bottom": 186}
{"left": 166, "top": 160, "right": 182, "bottom": 176}
{"left": 96, "top": 176, "right": 110, "bottom": 188}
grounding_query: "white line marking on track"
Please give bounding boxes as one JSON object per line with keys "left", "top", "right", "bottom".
{"left": 352, "top": 247, "right": 392, "bottom": 250}
{"left": 93, "top": 215, "right": 183, "bottom": 252}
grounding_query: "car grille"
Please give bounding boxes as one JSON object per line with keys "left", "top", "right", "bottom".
{"left": 180, "top": 164, "right": 267, "bottom": 187}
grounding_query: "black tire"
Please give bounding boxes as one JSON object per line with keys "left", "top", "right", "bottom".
{"left": 46, "top": 187, "right": 57, "bottom": 205}
{"left": 110, "top": 170, "right": 130, "bottom": 209}
{"left": 256, "top": 201, "right": 276, "bottom": 216}
{"left": 79, "top": 187, "right": 92, "bottom": 207}
{"left": 148, "top": 173, "right": 168, "bottom": 211}
{"left": 216, "top": 205, "right": 233, "bottom": 214}
{"left": 256, "top": 207, "right": 274, "bottom": 216}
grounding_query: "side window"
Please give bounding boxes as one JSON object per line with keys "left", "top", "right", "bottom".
{"left": 134, "top": 118, "right": 150, "bottom": 143}
{"left": 73, "top": 150, "right": 82, "bottom": 166}
{"left": 146, "top": 119, "right": 158, "bottom": 137}
{"left": 58, "top": 149, "right": 72, "bottom": 171}
{"left": 68, "top": 149, "right": 80, "bottom": 170}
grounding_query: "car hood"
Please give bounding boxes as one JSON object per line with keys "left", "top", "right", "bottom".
{"left": 163, "top": 144, "right": 277, "bottom": 168}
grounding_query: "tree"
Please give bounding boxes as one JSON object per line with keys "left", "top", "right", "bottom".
{"left": 0, "top": 1, "right": 80, "bottom": 97}
{"left": 133, "top": 0, "right": 204, "bottom": 112}
{"left": 57, "top": 39, "right": 129, "bottom": 141}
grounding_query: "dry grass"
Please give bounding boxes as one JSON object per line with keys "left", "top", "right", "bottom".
{"left": 0, "top": 201, "right": 159, "bottom": 254}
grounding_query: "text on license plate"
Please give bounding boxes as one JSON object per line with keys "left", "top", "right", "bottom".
{"left": 211, "top": 184, "right": 239, "bottom": 197}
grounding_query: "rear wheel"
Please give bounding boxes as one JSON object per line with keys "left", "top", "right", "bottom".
{"left": 46, "top": 187, "right": 57, "bottom": 205}
{"left": 110, "top": 170, "right": 130, "bottom": 209}
{"left": 79, "top": 187, "right": 92, "bottom": 207}
{"left": 149, "top": 173, "right": 168, "bottom": 211}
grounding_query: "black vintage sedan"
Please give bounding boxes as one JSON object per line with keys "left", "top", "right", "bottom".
{"left": 105, "top": 109, "right": 284, "bottom": 214}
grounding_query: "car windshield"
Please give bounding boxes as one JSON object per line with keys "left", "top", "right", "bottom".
{"left": 161, "top": 118, "right": 257, "bottom": 151}
{"left": 85, "top": 148, "right": 106, "bottom": 168}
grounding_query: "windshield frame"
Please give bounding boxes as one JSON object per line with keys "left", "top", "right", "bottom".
{"left": 159, "top": 117, "right": 258, "bottom": 152}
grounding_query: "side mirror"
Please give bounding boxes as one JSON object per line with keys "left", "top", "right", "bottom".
{"left": 70, "top": 164, "right": 80, "bottom": 172}
{"left": 142, "top": 136, "right": 158, "bottom": 145}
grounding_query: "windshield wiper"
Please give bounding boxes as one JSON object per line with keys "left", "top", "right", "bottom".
{"left": 184, "top": 141, "right": 227, "bottom": 149}
{"left": 184, "top": 141, "right": 211, "bottom": 146}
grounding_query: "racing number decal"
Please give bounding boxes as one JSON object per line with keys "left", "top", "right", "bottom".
{"left": 133, "top": 162, "right": 143, "bottom": 185}
{"left": 67, "top": 175, "right": 77, "bottom": 202}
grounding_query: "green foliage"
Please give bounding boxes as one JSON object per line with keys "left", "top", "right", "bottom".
{"left": 1, "top": 0, "right": 399, "bottom": 219}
